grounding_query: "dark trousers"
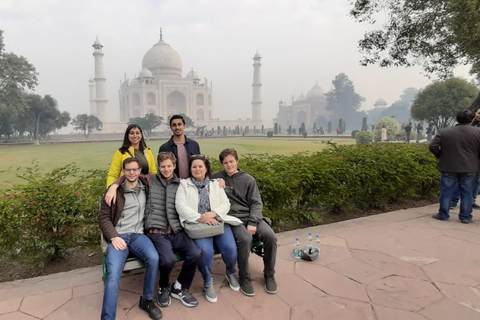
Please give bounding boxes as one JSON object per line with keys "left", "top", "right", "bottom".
{"left": 147, "top": 231, "right": 201, "bottom": 289}
{"left": 231, "top": 220, "right": 277, "bottom": 278}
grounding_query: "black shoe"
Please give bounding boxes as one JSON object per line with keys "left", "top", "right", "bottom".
{"left": 157, "top": 287, "right": 171, "bottom": 307}
{"left": 473, "top": 203, "right": 480, "bottom": 210}
{"left": 170, "top": 284, "right": 198, "bottom": 307}
{"left": 239, "top": 276, "right": 255, "bottom": 296}
{"left": 139, "top": 296, "right": 162, "bottom": 320}
{"left": 460, "top": 219, "right": 473, "bottom": 224}
{"left": 264, "top": 274, "right": 278, "bottom": 294}
{"left": 432, "top": 214, "right": 448, "bottom": 221}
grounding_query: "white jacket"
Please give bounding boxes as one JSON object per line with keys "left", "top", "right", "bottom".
{"left": 176, "top": 178, "right": 242, "bottom": 227}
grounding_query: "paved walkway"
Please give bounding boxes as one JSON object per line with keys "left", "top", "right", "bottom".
{"left": 2, "top": 204, "right": 480, "bottom": 320}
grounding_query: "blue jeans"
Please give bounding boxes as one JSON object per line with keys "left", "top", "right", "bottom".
{"left": 195, "top": 224, "right": 237, "bottom": 287}
{"left": 450, "top": 173, "right": 480, "bottom": 206}
{"left": 438, "top": 172, "right": 476, "bottom": 222}
{"left": 101, "top": 233, "right": 159, "bottom": 320}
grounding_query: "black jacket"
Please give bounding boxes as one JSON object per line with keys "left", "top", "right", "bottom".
{"left": 159, "top": 135, "right": 200, "bottom": 177}
{"left": 429, "top": 124, "right": 480, "bottom": 173}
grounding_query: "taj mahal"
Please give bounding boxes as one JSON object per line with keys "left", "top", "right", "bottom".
{"left": 89, "top": 31, "right": 263, "bottom": 133}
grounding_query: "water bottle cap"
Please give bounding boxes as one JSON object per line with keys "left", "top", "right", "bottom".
{"left": 316, "top": 235, "right": 319, "bottom": 238}
{"left": 308, "top": 232, "right": 312, "bottom": 235}
{"left": 295, "top": 238, "right": 299, "bottom": 241}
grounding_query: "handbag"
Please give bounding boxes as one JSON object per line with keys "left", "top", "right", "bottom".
{"left": 183, "top": 219, "right": 224, "bottom": 239}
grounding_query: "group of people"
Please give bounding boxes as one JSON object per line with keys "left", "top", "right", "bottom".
{"left": 429, "top": 109, "right": 480, "bottom": 224}
{"left": 99, "top": 115, "right": 278, "bottom": 320}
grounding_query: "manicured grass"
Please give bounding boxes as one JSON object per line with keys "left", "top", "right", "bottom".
{"left": 0, "top": 136, "right": 354, "bottom": 187}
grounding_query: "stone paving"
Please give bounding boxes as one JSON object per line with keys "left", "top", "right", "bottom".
{"left": 2, "top": 204, "right": 480, "bottom": 319}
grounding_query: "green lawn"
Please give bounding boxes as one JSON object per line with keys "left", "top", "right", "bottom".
{"left": 0, "top": 137, "right": 354, "bottom": 187}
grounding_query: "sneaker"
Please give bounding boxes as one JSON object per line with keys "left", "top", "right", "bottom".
{"left": 264, "top": 275, "right": 278, "bottom": 294}
{"left": 170, "top": 284, "right": 198, "bottom": 307}
{"left": 139, "top": 296, "right": 163, "bottom": 320}
{"left": 239, "top": 276, "right": 255, "bottom": 296}
{"left": 473, "top": 203, "right": 480, "bottom": 210}
{"left": 225, "top": 273, "right": 240, "bottom": 291}
{"left": 204, "top": 285, "right": 217, "bottom": 303}
{"left": 157, "top": 287, "right": 171, "bottom": 307}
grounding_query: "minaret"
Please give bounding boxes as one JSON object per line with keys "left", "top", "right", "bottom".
{"left": 251, "top": 51, "right": 262, "bottom": 124}
{"left": 92, "top": 37, "right": 108, "bottom": 123}
{"left": 88, "top": 77, "right": 96, "bottom": 115}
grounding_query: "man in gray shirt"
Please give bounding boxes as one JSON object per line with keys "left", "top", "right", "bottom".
{"left": 99, "top": 158, "right": 162, "bottom": 320}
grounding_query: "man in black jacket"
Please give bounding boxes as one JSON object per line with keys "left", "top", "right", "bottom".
{"left": 429, "top": 110, "right": 480, "bottom": 223}
{"left": 159, "top": 115, "right": 200, "bottom": 178}
{"left": 212, "top": 148, "right": 278, "bottom": 297}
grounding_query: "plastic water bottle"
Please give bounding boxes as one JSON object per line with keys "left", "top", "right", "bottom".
{"left": 306, "top": 232, "right": 313, "bottom": 252}
{"left": 315, "top": 235, "right": 321, "bottom": 252}
{"left": 294, "top": 238, "right": 301, "bottom": 259}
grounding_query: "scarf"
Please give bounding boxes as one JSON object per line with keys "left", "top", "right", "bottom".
{"left": 191, "top": 177, "right": 211, "bottom": 214}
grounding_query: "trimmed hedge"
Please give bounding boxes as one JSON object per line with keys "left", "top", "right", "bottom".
{"left": 355, "top": 131, "right": 374, "bottom": 144}
{"left": 0, "top": 143, "right": 439, "bottom": 265}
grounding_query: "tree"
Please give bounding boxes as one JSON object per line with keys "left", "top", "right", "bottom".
{"left": 326, "top": 73, "right": 364, "bottom": 113}
{"left": 325, "top": 73, "right": 365, "bottom": 130}
{"left": 0, "top": 30, "right": 38, "bottom": 133}
{"left": 379, "top": 87, "right": 419, "bottom": 123}
{"left": 71, "top": 114, "right": 102, "bottom": 139}
{"left": 128, "top": 113, "right": 163, "bottom": 138}
{"left": 25, "top": 94, "right": 64, "bottom": 145}
{"left": 349, "top": 0, "right": 480, "bottom": 109}
{"left": 411, "top": 78, "right": 478, "bottom": 132}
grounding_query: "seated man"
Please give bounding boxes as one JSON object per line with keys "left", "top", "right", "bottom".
{"left": 99, "top": 158, "right": 162, "bottom": 320}
{"left": 106, "top": 152, "right": 202, "bottom": 308}
{"left": 212, "top": 148, "right": 278, "bottom": 296}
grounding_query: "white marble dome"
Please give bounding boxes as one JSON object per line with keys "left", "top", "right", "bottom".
{"left": 142, "top": 38, "right": 182, "bottom": 77}
{"left": 186, "top": 69, "right": 200, "bottom": 80}
{"left": 138, "top": 68, "right": 153, "bottom": 78}
{"left": 306, "top": 83, "right": 323, "bottom": 99}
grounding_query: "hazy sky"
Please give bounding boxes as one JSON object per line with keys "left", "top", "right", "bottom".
{"left": 1, "top": 0, "right": 472, "bottom": 129}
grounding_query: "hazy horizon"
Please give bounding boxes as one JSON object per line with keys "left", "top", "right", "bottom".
{"left": 1, "top": 0, "right": 473, "bottom": 132}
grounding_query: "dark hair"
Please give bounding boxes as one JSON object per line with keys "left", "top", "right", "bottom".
{"left": 188, "top": 155, "right": 211, "bottom": 179}
{"left": 219, "top": 148, "right": 238, "bottom": 163}
{"left": 457, "top": 110, "right": 475, "bottom": 124}
{"left": 122, "top": 157, "right": 140, "bottom": 169}
{"left": 157, "top": 151, "right": 177, "bottom": 166}
{"left": 119, "top": 124, "right": 147, "bottom": 154}
{"left": 169, "top": 114, "right": 185, "bottom": 126}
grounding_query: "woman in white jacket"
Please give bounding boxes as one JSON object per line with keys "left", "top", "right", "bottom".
{"left": 176, "top": 155, "right": 241, "bottom": 303}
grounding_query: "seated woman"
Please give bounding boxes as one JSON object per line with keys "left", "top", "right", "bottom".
{"left": 106, "top": 124, "right": 157, "bottom": 188}
{"left": 175, "top": 154, "right": 242, "bottom": 303}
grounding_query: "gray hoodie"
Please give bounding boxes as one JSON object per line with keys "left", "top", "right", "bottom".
{"left": 212, "top": 169, "right": 264, "bottom": 227}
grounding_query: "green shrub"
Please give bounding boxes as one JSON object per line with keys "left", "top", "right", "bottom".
{"left": 374, "top": 117, "right": 400, "bottom": 141}
{"left": 355, "top": 131, "right": 374, "bottom": 144}
{"left": 267, "top": 131, "right": 273, "bottom": 138}
{"left": 351, "top": 130, "right": 359, "bottom": 138}
{"left": 0, "top": 164, "right": 105, "bottom": 266}
{"left": 0, "top": 144, "right": 440, "bottom": 264}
